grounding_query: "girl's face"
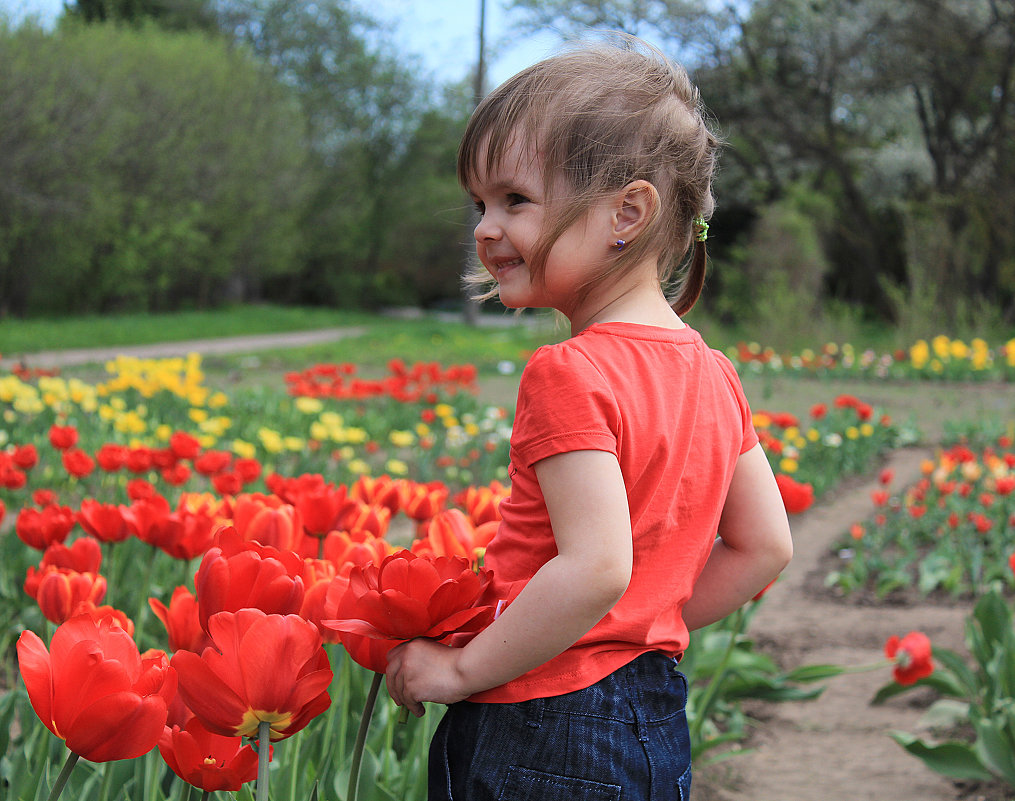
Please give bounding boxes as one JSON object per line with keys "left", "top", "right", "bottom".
{"left": 468, "top": 135, "right": 615, "bottom": 321}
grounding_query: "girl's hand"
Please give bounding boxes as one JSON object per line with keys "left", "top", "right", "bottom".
{"left": 384, "top": 638, "right": 471, "bottom": 718}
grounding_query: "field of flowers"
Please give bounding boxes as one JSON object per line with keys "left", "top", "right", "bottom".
{"left": 0, "top": 342, "right": 970, "bottom": 800}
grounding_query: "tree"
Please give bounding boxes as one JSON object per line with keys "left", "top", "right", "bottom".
{"left": 0, "top": 21, "right": 310, "bottom": 315}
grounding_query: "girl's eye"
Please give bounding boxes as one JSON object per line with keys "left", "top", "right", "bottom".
{"left": 472, "top": 199, "right": 485, "bottom": 216}
{"left": 506, "top": 193, "right": 529, "bottom": 206}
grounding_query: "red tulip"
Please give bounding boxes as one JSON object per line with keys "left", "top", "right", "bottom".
{"left": 71, "top": 602, "right": 135, "bottom": 635}
{"left": 337, "top": 500, "right": 391, "bottom": 539}
{"left": 16, "top": 504, "right": 76, "bottom": 550}
{"left": 171, "top": 609, "right": 332, "bottom": 741}
{"left": 455, "top": 482, "right": 508, "bottom": 527}
{"left": 159, "top": 716, "right": 261, "bottom": 792}
{"left": 293, "top": 482, "right": 351, "bottom": 537}
{"left": 48, "top": 424, "right": 78, "bottom": 450}
{"left": 16, "top": 615, "right": 176, "bottom": 761}
{"left": 78, "top": 500, "right": 131, "bottom": 543}
{"left": 169, "top": 431, "right": 202, "bottom": 460}
{"left": 321, "top": 530, "right": 393, "bottom": 574}
{"left": 121, "top": 495, "right": 180, "bottom": 549}
{"left": 775, "top": 474, "right": 815, "bottom": 515}
{"left": 96, "top": 443, "right": 129, "bottom": 472}
{"left": 399, "top": 481, "right": 449, "bottom": 522}
{"left": 884, "top": 631, "right": 934, "bottom": 686}
{"left": 233, "top": 494, "right": 304, "bottom": 552}
{"left": 12, "top": 443, "right": 39, "bottom": 469}
{"left": 194, "top": 527, "right": 305, "bottom": 632}
{"left": 150, "top": 586, "right": 214, "bottom": 653}
{"left": 62, "top": 448, "right": 95, "bottom": 478}
{"left": 24, "top": 537, "right": 103, "bottom": 597}
{"left": 350, "top": 475, "right": 401, "bottom": 514}
{"left": 418, "top": 509, "right": 498, "bottom": 566}
{"left": 0, "top": 499, "right": 5, "bottom": 528}
{"left": 33, "top": 568, "right": 107, "bottom": 624}
{"left": 322, "top": 550, "right": 494, "bottom": 673}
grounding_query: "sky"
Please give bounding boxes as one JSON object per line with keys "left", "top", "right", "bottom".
{"left": 0, "top": 0, "right": 565, "bottom": 88}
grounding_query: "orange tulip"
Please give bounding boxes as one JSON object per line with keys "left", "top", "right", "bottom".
{"left": 17, "top": 615, "right": 176, "bottom": 762}
{"left": 171, "top": 609, "right": 332, "bottom": 741}
{"left": 233, "top": 493, "right": 305, "bottom": 552}
{"left": 419, "top": 509, "right": 498, "bottom": 566}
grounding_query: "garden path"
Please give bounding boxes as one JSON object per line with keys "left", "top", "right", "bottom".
{"left": 0, "top": 327, "right": 368, "bottom": 370}
{"left": 695, "top": 445, "right": 995, "bottom": 801}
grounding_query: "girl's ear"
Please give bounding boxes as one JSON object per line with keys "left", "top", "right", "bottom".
{"left": 612, "top": 180, "right": 658, "bottom": 239}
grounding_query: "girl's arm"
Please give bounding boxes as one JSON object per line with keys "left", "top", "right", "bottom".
{"left": 679, "top": 442, "right": 793, "bottom": 631}
{"left": 385, "top": 449, "right": 633, "bottom": 717}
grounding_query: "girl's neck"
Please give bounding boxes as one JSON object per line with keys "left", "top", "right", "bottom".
{"left": 568, "top": 271, "right": 684, "bottom": 335}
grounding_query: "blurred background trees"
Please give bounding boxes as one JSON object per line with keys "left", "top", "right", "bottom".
{"left": 1, "top": 0, "right": 1012, "bottom": 339}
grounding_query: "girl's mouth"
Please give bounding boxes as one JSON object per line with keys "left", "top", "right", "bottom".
{"left": 492, "top": 257, "right": 524, "bottom": 276}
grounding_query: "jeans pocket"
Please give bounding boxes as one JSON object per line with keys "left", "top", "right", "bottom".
{"left": 497, "top": 766, "right": 622, "bottom": 801}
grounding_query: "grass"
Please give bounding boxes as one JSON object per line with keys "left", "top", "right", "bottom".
{"left": 0, "top": 305, "right": 375, "bottom": 353}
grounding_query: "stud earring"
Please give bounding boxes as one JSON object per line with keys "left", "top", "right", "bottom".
{"left": 614, "top": 239, "right": 626, "bottom": 252}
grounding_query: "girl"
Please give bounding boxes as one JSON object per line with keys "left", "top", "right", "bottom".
{"left": 386, "top": 35, "right": 794, "bottom": 801}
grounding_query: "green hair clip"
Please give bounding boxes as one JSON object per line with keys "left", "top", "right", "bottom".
{"left": 693, "top": 215, "right": 709, "bottom": 243}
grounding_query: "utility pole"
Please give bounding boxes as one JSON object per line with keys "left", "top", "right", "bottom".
{"left": 463, "top": 0, "right": 487, "bottom": 325}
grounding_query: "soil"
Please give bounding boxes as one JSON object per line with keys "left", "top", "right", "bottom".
{"left": 693, "top": 446, "right": 1009, "bottom": 801}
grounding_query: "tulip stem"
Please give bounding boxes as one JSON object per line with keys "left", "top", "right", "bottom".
{"left": 348, "top": 672, "right": 384, "bottom": 801}
{"left": 47, "top": 750, "right": 79, "bottom": 801}
{"left": 256, "top": 719, "right": 271, "bottom": 801}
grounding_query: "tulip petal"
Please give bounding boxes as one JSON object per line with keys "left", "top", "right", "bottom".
{"left": 16, "top": 631, "right": 56, "bottom": 736}
{"left": 64, "top": 691, "right": 167, "bottom": 761}
{"left": 235, "top": 615, "right": 320, "bottom": 711}
{"left": 53, "top": 641, "right": 134, "bottom": 736}
{"left": 171, "top": 650, "right": 250, "bottom": 737}
{"left": 361, "top": 590, "right": 431, "bottom": 638}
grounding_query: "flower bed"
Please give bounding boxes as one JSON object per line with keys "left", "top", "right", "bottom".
{"left": 729, "top": 335, "right": 1015, "bottom": 382}
{"left": 0, "top": 354, "right": 905, "bottom": 799}
{"left": 828, "top": 436, "right": 1015, "bottom": 599}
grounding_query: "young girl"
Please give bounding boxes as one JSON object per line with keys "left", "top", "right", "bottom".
{"left": 385, "top": 35, "right": 793, "bottom": 801}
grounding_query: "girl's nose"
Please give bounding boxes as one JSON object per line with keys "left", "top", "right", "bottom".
{"left": 474, "top": 213, "right": 501, "bottom": 243}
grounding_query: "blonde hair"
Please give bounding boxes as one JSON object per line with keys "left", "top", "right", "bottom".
{"left": 458, "top": 35, "right": 720, "bottom": 315}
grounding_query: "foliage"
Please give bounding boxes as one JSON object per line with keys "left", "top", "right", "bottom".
{"left": 510, "top": 0, "right": 1015, "bottom": 324}
{"left": 873, "top": 585, "right": 1015, "bottom": 788}
{"left": 0, "top": 21, "right": 308, "bottom": 316}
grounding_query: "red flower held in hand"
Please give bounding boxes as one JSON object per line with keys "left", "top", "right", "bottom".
{"left": 171, "top": 609, "right": 332, "bottom": 741}
{"left": 322, "top": 550, "right": 494, "bottom": 673}
{"left": 159, "top": 717, "right": 262, "bottom": 792}
{"left": 885, "top": 631, "right": 934, "bottom": 686}
{"left": 17, "top": 615, "right": 177, "bottom": 762}
{"left": 775, "top": 473, "right": 815, "bottom": 515}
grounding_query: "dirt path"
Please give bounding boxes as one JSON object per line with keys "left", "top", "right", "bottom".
{"left": 696, "top": 446, "right": 989, "bottom": 801}
{"left": 0, "top": 327, "right": 368, "bottom": 370}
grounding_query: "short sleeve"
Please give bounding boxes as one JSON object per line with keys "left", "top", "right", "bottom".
{"left": 712, "top": 349, "right": 758, "bottom": 454}
{"left": 511, "top": 345, "right": 620, "bottom": 468}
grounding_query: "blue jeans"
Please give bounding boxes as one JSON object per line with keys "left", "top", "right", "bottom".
{"left": 428, "top": 652, "right": 692, "bottom": 801}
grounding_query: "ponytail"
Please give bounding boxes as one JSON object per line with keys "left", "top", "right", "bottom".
{"left": 672, "top": 239, "right": 707, "bottom": 316}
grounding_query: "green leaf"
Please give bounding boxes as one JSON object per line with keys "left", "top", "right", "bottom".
{"left": 888, "top": 731, "right": 995, "bottom": 780}
{"left": 972, "top": 717, "right": 1015, "bottom": 784}
{"left": 783, "top": 664, "right": 849, "bottom": 682}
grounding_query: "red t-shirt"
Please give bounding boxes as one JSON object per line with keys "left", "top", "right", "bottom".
{"left": 470, "top": 322, "right": 758, "bottom": 703}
